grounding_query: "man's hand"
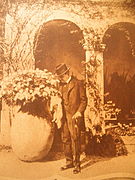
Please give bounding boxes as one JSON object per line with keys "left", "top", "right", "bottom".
{"left": 72, "top": 111, "right": 82, "bottom": 119}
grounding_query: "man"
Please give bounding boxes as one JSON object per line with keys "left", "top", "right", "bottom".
{"left": 55, "top": 63, "right": 87, "bottom": 174}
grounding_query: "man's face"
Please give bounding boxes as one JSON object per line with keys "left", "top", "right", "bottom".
{"left": 59, "top": 72, "right": 69, "bottom": 83}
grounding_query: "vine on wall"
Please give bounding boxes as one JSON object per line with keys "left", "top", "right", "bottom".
{"left": 1, "top": 0, "right": 135, "bottom": 131}
{"left": 81, "top": 28, "right": 106, "bottom": 135}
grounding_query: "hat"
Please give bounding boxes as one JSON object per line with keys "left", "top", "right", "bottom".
{"left": 55, "top": 63, "right": 70, "bottom": 76}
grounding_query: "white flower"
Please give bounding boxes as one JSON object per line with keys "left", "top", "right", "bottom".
{"left": 29, "top": 89, "right": 33, "bottom": 94}
{"left": 19, "top": 89, "right": 23, "bottom": 93}
{"left": 39, "top": 85, "right": 45, "bottom": 88}
{"left": 0, "top": 69, "right": 59, "bottom": 106}
{"left": 42, "top": 91, "right": 48, "bottom": 97}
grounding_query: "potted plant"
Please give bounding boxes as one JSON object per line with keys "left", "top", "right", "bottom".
{"left": 0, "top": 68, "right": 62, "bottom": 161}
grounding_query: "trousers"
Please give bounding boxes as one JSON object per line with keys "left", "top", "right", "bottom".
{"left": 61, "top": 119, "right": 81, "bottom": 167}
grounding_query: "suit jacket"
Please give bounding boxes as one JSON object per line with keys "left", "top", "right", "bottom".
{"left": 60, "top": 76, "right": 87, "bottom": 136}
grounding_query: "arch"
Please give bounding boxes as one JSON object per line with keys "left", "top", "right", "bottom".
{"left": 103, "top": 22, "right": 135, "bottom": 119}
{"left": 33, "top": 19, "right": 85, "bottom": 79}
{"left": 45, "top": 10, "right": 83, "bottom": 28}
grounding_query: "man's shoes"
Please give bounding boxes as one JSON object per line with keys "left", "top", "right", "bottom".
{"left": 61, "top": 164, "right": 74, "bottom": 171}
{"left": 73, "top": 166, "right": 81, "bottom": 174}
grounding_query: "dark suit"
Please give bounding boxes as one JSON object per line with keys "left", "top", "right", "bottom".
{"left": 60, "top": 76, "right": 87, "bottom": 167}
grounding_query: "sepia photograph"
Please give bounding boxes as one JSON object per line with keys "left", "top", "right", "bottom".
{"left": 0, "top": 0, "right": 135, "bottom": 179}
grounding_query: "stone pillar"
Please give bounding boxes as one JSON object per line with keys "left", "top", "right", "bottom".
{"left": 84, "top": 49, "right": 94, "bottom": 129}
{"left": 0, "top": 1, "right": 11, "bottom": 146}
{"left": 84, "top": 49, "right": 104, "bottom": 130}
{"left": 0, "top": 101, "right": 11, "bottom": 146}
{"left": 95, "top": 51, "right": 104, "bottom": 104}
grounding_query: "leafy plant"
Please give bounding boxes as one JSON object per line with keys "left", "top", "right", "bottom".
{"left": 0, "top": 68, "right": 60, "bottom": 107}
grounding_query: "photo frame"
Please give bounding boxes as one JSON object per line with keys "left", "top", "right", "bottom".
{"left": 0, "top": 0, "right": 135, "bottom": 179}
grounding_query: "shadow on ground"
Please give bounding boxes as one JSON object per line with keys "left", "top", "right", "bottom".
{"left": 80, "top": 155, "right": 111, "bottom": 170}
{"left": 39, "top": 130, "right": 128, "bottom": 171}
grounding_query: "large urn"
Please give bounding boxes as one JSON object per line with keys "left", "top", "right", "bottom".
{"left": 10, "top": 100, "right": 54, "bottom": 162}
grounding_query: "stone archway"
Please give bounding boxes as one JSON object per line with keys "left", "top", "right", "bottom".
{"left": 103, "top": 22, "right": 135, "bottom": 119}
{"left": 33, "top": 19, "right": 85, "bottom": 79}
{"left": 33, "top": 19, "right": 85, "bottom": 151}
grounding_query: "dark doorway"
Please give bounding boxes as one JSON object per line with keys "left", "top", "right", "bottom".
{"left": 33, "top": 19, "right": 85, "bottom": 79}
{"left": 103, "top": 22, "right": 135, "bottom": 120}
{"left": 33, "top": 19, "right": 85, "bottom": 152}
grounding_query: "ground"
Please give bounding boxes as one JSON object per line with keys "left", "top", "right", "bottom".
{"left": 0, "top": 149, "right": 135, "bottom": 180}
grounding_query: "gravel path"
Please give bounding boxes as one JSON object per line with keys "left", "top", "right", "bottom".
{"left": 0, "top": 150, "right": 135, "bottom": 180}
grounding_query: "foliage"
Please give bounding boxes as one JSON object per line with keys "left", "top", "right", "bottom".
{"left": 0, "top": 68, "right": 60, "bottom": 106}
{"left": 86, "top": 120, "right": 135, "bottom": 157}
{"left": 104, "top": 101, "right": 121, "bottom": 120}
{"left": 82, "top": 28, "right": 106, "bottom": 52}
{"left": 105, "top": 72, "right": 135, "bottom": 119}
{"left": 0, "top": 1, "right": 54, "bottom": 74}
{"left": 111, "top": 123, "right": 135, "bottom": 136}
{"left": 86, "top": 128, "right": 128, "bottom": 157}
{"left": 81, "top": 28, "right": 106, "bottom": 132}
{"left": 82, "top": 52, "right": 103, "bottom": 114}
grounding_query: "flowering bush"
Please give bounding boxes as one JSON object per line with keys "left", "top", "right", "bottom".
{"left": 104, "top": 101, "right": 121, "bottom": 120}
{"left": 0, "top": 69, "right": 60, "bottom": 106}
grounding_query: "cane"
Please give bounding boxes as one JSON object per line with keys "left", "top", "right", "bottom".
{"left": 74, "top": 117, "right": 80, "bottom": 167}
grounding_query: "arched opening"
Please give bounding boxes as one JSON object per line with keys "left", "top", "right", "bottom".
{"left": 103, "top": 22, "right": 135, "bottom": 120}
{"left": 33, "top": 19, "right": 85, "bottom": 79}
{"left": 33, "top": 19, "right": 85, "bottom": 152}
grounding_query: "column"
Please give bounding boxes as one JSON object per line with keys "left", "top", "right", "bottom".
{"left": 84, "top": 49, "right": 104, "bottom": 132}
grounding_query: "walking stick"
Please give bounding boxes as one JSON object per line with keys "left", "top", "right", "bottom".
{"left": 74, "top": 117, "right": 80, "bottom": 166}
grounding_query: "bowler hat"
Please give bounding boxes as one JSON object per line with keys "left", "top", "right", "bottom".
{"left": 55, "top": 63, "right": 70, "bottom": 76}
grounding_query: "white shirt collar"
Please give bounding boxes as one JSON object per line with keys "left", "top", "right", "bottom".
{"left": 66, "top": 76, "right": 71, "bottom": 84}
